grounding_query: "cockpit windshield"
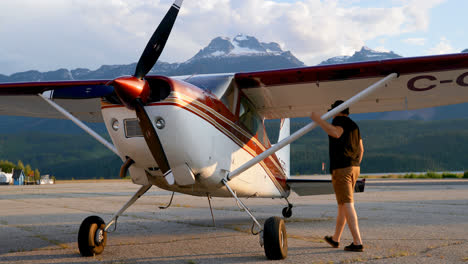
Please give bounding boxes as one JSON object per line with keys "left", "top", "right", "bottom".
{"left": 181, "top": 74, "right": 236, "bottom": 113}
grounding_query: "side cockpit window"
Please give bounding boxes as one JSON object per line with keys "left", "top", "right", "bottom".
{"left": 239, "top": 97, "right": 265, "bottom": 144}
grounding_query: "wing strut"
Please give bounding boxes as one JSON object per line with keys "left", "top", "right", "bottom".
{"left": 39, "top": 93, "right": 120, "bottom": 156}
{"left": 225, "top": 72, "right": 398, "bottom": 182}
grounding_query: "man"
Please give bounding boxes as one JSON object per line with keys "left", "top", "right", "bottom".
{"left": 310, "top": 100, "right": 364, "bottom": 252}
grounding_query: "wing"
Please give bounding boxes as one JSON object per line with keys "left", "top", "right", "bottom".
{"left": 0, "top": 80, "right": 112, "bottom": 122}
{"left": 287, "top": 178, "right": 365, "bottom": 196}
{"left": 235, "top": 53, "right": 468, "bottom": 119}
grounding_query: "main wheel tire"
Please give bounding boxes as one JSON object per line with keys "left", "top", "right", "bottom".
{"left": 78, "top": 216, "right": 107, "bottom": 257}
{"left": 263, "top": 216, "right": 288, "bottom": 260}
{"left": 282, "top": 207, "right": 292, "bottom": 218}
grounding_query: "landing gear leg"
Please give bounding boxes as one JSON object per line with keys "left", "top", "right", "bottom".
{"left": 222, "top": 179, "right": 288, "bottom": 260}
{"left": 77, "top": 184, "right": 152, "bottom": 257}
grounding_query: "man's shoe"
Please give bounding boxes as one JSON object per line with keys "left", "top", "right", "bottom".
{"left": 344, "top": 243, "right": 364, "bottom": 252}
{"left": 324, "top": 236, "right": 339, "bottom": 248}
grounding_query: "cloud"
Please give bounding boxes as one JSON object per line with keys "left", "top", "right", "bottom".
{"left": 427, "top": 37, "right": 456, "bottom": 55}
{"left": 401, "top": 0, "right": 446, "bottom": 32}
{"left": 403, "top": 38, "right": 426, "bottom": 46}
{"left": 0, "top": 0, "right": 447, "bottom": 74}
{"left": 374, "top": 47, "right": 390, "bottom": 53}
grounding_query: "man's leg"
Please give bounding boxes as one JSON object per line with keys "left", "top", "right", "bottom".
{"left": 332, "top": 203, "right": 346, "bottom": 242}
{"left": 343, "top": 202, "right": 362, "bottom": 245}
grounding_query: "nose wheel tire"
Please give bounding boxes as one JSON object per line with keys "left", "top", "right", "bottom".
{"left": 282, "top": 206, "right": 292, "bottom": 218}
{"left": 78, "top": 216, "right": 107, "bottom": 257}
{"left": 263, "top": 216, "right": 288, "bottom": 260}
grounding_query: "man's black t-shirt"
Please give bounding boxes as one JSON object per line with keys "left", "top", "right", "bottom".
{"left": 329, "top": 116, "right": 361, "bottom": 171}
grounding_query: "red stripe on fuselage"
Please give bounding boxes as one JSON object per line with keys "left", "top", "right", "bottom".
{"left": 101, "top": 85, "right": 288, "bottom": 194}
{"left": 158, "top": 98, "right": 287, "bottom": 192}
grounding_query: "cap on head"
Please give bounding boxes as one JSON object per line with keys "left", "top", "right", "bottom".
{"left": 328, "top": 100, "right": 349, "bottom": 115}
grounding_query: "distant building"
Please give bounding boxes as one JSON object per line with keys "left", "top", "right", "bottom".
{"left": 24, "top": 171, "right": 35, "bottom": 185}
{"left": 12, "top": 169, "right": 25, "bottom": 185}
{"left": 39, "top": 175, "right": 55, "bottom": 185}
{"left": 0, "top": 172, "right": 13, "bottom": 185}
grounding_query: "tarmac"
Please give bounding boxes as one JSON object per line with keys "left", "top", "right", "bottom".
{"left": 0, "top": 178, "right": 467, "bottom": 264}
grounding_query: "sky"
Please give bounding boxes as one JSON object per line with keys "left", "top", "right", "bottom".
{"left": 0, "top": 0, "right": 466, "bottom": 75}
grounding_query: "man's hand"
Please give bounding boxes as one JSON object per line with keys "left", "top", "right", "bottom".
{"left": 310, "top": 111, "right": 344, "bottom": 139}
{"left": 310, "top": 112, "right": 322, "bottom": 122}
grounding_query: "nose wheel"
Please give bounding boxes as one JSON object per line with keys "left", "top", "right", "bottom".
{"left": 77, "top": 185, "right": 152, "bottom": 257}
{"left": 78, "top": 216, "right": 107, "bottom": 256}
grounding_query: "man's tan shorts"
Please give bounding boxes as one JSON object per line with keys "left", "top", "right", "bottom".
{"left": 332, "top": 166, "right": 360, "bottom": 204}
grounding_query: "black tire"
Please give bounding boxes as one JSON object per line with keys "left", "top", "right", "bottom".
{"left": 282, "top": 207, "right": 292, "bottom": 218}
{"left": 263, "top": 216, "right": 288, "bottom": 260}
{"left": 78, "top": 216, "right": 107, "bottom": 257}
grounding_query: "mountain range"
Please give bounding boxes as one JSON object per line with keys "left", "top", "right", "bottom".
{"left": 0, "top": 34, "right": 304, "bottom": 82}
{"left": 319, "top": 46, "right": 402, "bottom": 65}
{"left": 0, "top": 35, "right": 467, "bottom": 121}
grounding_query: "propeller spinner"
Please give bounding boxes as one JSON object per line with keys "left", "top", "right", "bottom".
{"left": 110, "top": 0, "right": 183, "bottom": 179}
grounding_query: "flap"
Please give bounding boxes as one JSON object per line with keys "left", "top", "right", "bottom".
{"left": 287, "top": 178, "right": 365, "bottom": 196}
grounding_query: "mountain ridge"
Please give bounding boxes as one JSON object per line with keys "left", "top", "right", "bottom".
{"left": 319, "top": 46, "right": 402, "bottom": 65}
{"left": 1, "top": 37, "right": 465, "bottom": 81}
{"left": 0, "top": 35, "right": 304, "bottom": 81}
{"left": 1, "top": 36, "right": 467, "bottom": 120}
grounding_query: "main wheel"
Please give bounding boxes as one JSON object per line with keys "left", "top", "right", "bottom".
{"left": 263, "top": 216, "right": 288, "bottom": 260}
{"left": 78, "top": 216, "right": 107, "bottom": 257}
{"left": 282, "top": 207, "right": 292, "bottom": 218}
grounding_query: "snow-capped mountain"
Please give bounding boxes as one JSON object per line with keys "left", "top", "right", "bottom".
{"left": 462, "top": 49, "right": 468, "bottom": 53}
{"left": 173, "top": 34, "right": 304, "bottom": 75}
{"left": 319, "top": 46, "right": 402, "bottom": 65}
{"left": 191, "top": 34, "right": 284, "bottom": 60}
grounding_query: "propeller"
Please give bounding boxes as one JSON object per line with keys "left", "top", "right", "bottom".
{"left": 134, "top": 98, "right": 171, "bottom": 174}
{"left": 134, "top": 0, "right": 183, "bottom": 80}
{"left": 110, "top": 0, "right": 183, "bottom": 178}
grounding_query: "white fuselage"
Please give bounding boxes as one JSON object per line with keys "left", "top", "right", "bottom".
{"left": 101, "top": 92, "right": 288, "bottom": 198}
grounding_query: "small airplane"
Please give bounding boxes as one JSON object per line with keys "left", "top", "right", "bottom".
{"left": 1, "top": 0, "right": 468, "bottom": 260}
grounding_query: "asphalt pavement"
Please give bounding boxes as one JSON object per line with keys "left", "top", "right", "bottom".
{"left": 0, "top": 178, "right": 467, "bottom": 264}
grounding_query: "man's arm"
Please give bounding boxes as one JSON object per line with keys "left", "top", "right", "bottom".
{"left": 310, "top": 112, "right": 343, "bottom": 138}
{"left": 359, "top": 139, "right": 364, "bottom": 163}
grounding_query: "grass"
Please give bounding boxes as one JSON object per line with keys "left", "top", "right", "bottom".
{"left": 405, "top": 172, "right": 463, "bottom": 179}
{"left": 56, "top": 178, "right": 131, "bottom": 184}
{"left": 362, "top": 171, "right": 467, "bottom": 179}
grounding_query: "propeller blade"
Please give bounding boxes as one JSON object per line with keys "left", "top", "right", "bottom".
{"left": 134, "top": 99, "right": 171, "bottom": 174}
{"left": 134, "top": 0, "right": 183, "bottom": 79}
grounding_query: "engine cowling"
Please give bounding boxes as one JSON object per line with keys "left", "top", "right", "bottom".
{"left": 109, "top": 76, "right": 150, "bottom": 109}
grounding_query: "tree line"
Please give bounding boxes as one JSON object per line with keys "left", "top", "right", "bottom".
{"left": 0, "top": 160, "right": 41, "bottom": 182}
{"left": 0, "top": 119, "right": 467, "bottom": 179}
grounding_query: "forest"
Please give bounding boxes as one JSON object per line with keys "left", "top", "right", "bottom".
{"left": 0, "top": 118, "right": 467, "bottom": 179}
